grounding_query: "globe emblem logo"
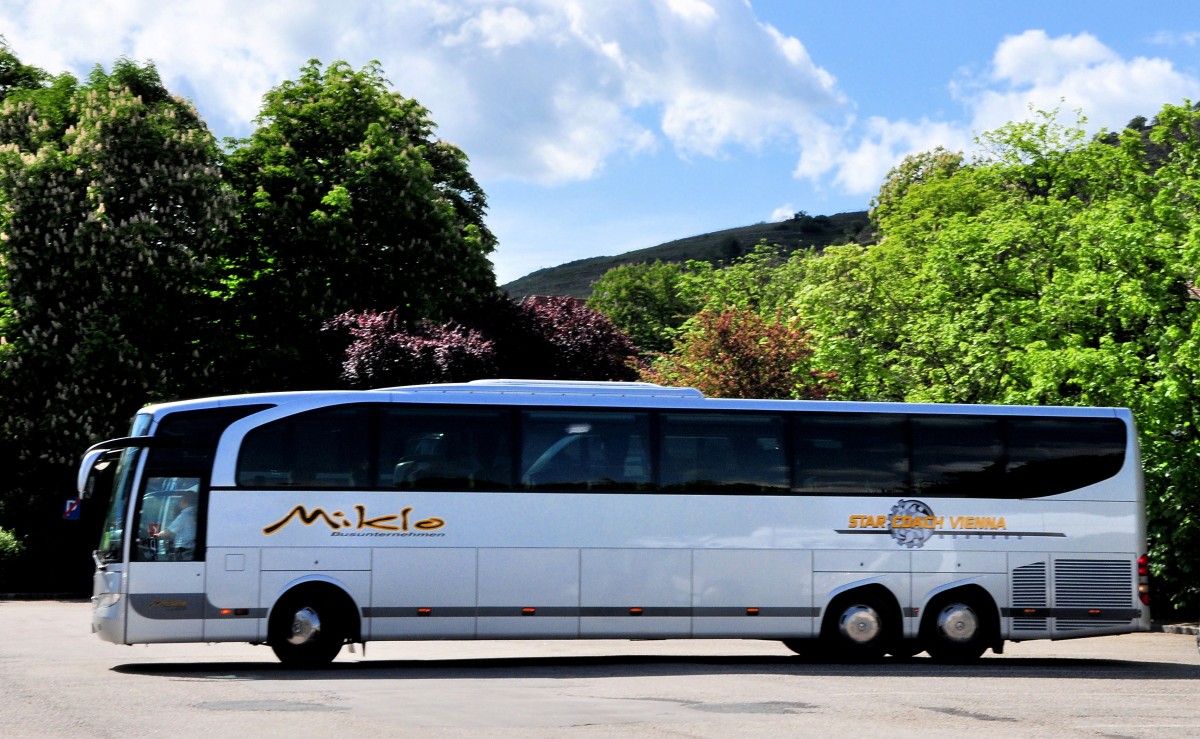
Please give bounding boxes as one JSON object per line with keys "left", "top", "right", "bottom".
{"left": 889, "top": 499, "right": 935, "bottom": 549}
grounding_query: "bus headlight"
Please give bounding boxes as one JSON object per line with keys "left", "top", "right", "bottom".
{"left": 93, "top": 592, "right": 121, "bottom": 609}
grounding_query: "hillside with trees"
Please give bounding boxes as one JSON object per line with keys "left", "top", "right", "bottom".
{"left": 503, "top": 210, "right": 874, "bottom": 298}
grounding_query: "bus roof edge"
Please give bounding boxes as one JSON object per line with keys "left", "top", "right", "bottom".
{"left": 379, "top": 379, "right": 706, "bottom": 399}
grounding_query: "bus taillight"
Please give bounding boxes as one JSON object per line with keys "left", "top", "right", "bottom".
{"left": 1137, "top": 554, "right": 1151, "bottom": 605}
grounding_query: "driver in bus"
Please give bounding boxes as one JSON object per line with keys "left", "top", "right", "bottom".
{"left": 152, "top": 488, "right": 197, "bottom": 560}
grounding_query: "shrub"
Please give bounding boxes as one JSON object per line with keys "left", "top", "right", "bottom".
{"left": 643, "top": 307, "right": 836, "bottom": 399}
{"left": 330, "top": 310, "right": 497, "bottom": 388}
{"left": 0, "top": 526, "right": 23, "bottom": 562}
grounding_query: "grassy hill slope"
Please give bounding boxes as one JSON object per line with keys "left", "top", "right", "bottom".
{"left": 502, "top": 210, "right": 874, "bottom": 298}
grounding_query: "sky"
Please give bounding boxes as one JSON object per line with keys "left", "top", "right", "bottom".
{"left": 2, "top": 1, "right": 1199, "bottom": 285}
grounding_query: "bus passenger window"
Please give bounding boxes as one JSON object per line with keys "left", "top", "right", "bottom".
{"left": 910, "top": 416, "right": 1003, "bottom": 497}
{"left": 793, "top": 414, "right": 907, "bottom": 495}
{"left": 660, "top": 413, "right": 787, "bottom": 493}
{"left": 380, "top": 407, "right": 514, "bottom": 491}
{"left": 1005, "top": 417, "right": 1125, "bottom": 497}
{"left": 520, "top": 411, "right": 651, "bottom": 491}
{"left": 236, "top": 405, "right": 370, "bottom": 489}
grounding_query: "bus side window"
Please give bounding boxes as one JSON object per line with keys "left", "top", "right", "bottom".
{"left": 380, "top": 407, "right": 514, "bottom": 491}
{"left": 660, "top": 413, "right": 787, "bottom": 493}
{"left": 237, "top": 405, "right": 370, "bottom": 489}
{"left": 660, "top": 435, "right": 736, "bottom": 490}
{"left": 793, "top": 414, "right": 907, "bottom": 495}
{"left": 1005, "top": 417, "right": 1125, "bottom": 497}
{"left": 395, "top": 432, "right": 482, "bottom": 490}
{"left": 910, "top": 416, "right": 1003, "bottom": 497}
{"left": 520, "top": 411, "right": 651, "bottom": 491}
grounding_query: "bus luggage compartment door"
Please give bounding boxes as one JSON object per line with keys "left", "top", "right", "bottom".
{"left": 581, "top": 549, "right": 692, "bottom": 637}
{"left": 478, "top": 548, "right": 579, "bottom": 638}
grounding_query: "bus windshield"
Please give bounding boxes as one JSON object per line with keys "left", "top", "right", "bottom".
{"left": 95, "top": 414, "right": 152, "bottom": 564}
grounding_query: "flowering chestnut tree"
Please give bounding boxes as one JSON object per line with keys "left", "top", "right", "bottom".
{"left": 0, "top": 59, "right": 229, "bottom": 467}
{"left": 0, "top": 56, "right": 230, "bottom": 591}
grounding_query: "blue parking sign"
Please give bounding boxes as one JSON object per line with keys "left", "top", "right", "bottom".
{"left": 63, "top": 498, "right": 81, "bottom": 520}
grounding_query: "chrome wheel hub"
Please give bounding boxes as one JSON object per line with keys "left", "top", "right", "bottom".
{"left": 839, "top": 605, "right": 882, "bottom": 645}
{"left": 287, "top": 606, "right": 322, "bottom": 646}
{"left": 936, "top": 604, "right": 978, "bottom": 644}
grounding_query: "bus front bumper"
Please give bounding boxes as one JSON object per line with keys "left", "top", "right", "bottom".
{"left": 92, "top": 565, "right": 125, "bottom": 644}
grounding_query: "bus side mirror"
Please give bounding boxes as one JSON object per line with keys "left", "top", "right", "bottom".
{"left": 77, "top": 436, "right": 161, "bottom": 498}
{"left": 77, "top": 449, "right": 120, "bottom": 498}
{"left": 78, "top": 449, "right": 106, "bottom": 498}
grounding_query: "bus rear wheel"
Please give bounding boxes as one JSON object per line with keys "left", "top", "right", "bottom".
{"left": 269, "top": 589, "right": 348, "bottom": 667}
{"left": 920, "top": 592, "right": 994, "bottom": 664}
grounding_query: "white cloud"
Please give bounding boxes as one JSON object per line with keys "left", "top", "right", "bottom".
{"left": 0, "top": 0, "right": 846, "bottom": 186}
{"left": 452, "top": 0, "right": 845, "bottom": 184}
{"left": 795, "top": 116, "right": 972, "bottom": 197}
{"left": 442, "top": 6, "right": 539, "bottom": 49}
{"left": 989, "top": 30, "right": 1116, "bottom": 87}
{"left": 665, "top": 0, "right": 718, "bottom": 26}
{"left": 960, "top": 30, "right": 1200, "bottom": 135}
{"left": 770, "top": 204, "right": 795, "bottom": 222}
{"left": 762, "top": 23, "right": 834, "bottom": 91}
{"left": 1148, "top": 30, "right": 1200, "bottom": 47}
{"left": 791, "top": 120, "right": 844, "bottom": 183}
{"left": 801, "top": 30, "right": 1200, "bottom": 198}
{"left": 661, "top": 91, "right": 807, "bottom": 157}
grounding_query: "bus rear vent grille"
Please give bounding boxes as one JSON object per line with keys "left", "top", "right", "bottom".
{"left": 1011, "top": 561, "right": 1047, "bottom": 632}
{"left": 1054, "top": 558, "right": 1134, "bottom": 632}
{"left": 1056, "top": 619, "right": 1130, "bottom": 631}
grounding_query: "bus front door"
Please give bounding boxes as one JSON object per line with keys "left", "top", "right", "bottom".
{"left": 124, "top": 477, "right": 206, "bottom": 643}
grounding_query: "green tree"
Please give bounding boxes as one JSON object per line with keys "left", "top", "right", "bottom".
{"left": 0, "top": 37, "right": 48, "bottom": 99}
{"left": 676, "top": 243, "right": 794, "bottom": 315}
{"left": 586, "top": 260, "right": 697, "bottom": 353}
{"left": 0, "top": 523, "right": 23, "bottom": 589}
{"left": 220, "top": 60, "right": 498, "bottom": 391}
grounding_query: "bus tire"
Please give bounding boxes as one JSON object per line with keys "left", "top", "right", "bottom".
{"left": 269, "top": 587, "right": 350, "bottom": 668}
{"left": 887, "top": 640, "right": 923, "bottom": 659}
{"left": 920, "top": 590, "right": 995, "bottom": 664}
{"left": 819, "top": 590, "right": 894, "bottom": 662}
{"left": 781, "top": 638, "right": 818, "bottom": 658}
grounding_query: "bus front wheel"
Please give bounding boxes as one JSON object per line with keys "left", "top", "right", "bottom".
{"left": 269, "top": 589, "right": 348, "bottom": 667}
{"left": 819, "top": 591, "right": 894, "bottom": 662}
